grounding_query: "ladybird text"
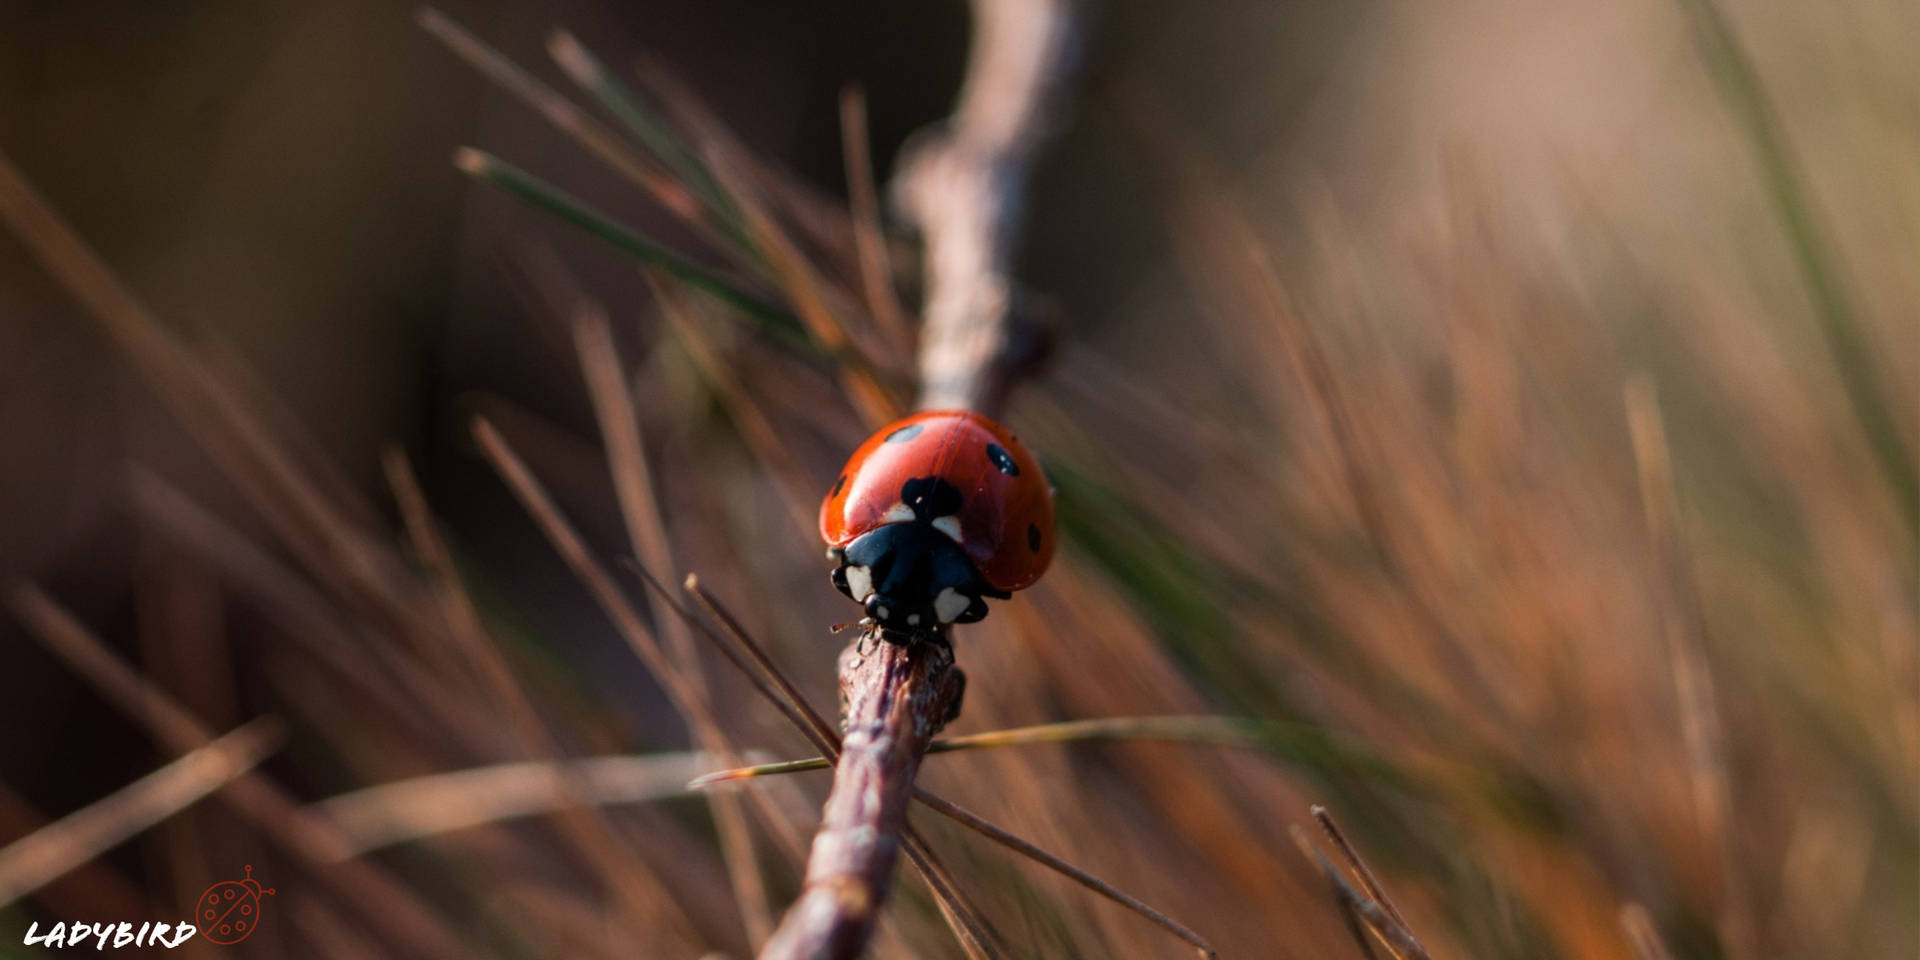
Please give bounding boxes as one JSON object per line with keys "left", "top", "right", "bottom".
{"left": 22, "top": 921, "right": 197, "bottom": 950}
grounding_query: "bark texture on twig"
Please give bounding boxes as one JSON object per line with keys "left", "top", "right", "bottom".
{"left": 758, "top": 633, "right": 964, "bottom": 959}
{"left": 760, "top": 4, "right": 1080, "bottom": 958}
{"left": 896, "top": 0, "right": 1080, "bottom": 414}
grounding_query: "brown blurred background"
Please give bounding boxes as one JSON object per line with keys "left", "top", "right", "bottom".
{"left": 0, "top": 0, "right": 1913, "bottom": 958}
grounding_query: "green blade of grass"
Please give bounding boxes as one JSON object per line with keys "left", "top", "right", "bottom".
{"left": 454, "top": 147, "right": 804, "bottom": 341}
{"left": 547, "top": 30, "right": 747, "bottom": 245}
{"left": 1673, "top": 0, "right": 1917, "bottom": 530}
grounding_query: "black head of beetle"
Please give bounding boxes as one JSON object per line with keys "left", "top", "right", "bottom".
{"left": 828, "top": 476, "right": 1009, "bottom": 643}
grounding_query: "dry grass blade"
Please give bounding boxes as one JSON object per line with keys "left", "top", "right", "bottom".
{"left": 1289, "top": 823, "right": 1430, "bottom": 960}
{"left": 1623, "top": 377, "right": 1755, "bottom": 960}
{"left": 128, "top": 469, "right": 502, "bottom": 760}
{"left": 910, "top": 788, "right": 1219, "bottom": 959}
{"left": 477, "top": 416, "right": 801, "bottom": 784}
{"left": 574, "top": 308, "right": 706, "bottom": 701}
{"left": 614, "top": 55, "right": 901, "bottom": 422}
{"left": 643, "top": 273, "right": 818, "bottom": 537}
{"left": 1619, "top": 903, "right": 1679, "bottom": 960}
{"left": 0, "top": 147, "right": 428, "bottom": 648}
{"left": 573, "top": 303, "right": 776, "bottom": 945}
{"left": 310, "top": 752, "right": 719, "bottom": 856}
{"left": 472, "top": 415, "right": 814, "bottom": 909}
{"left": 688, "top": 715, "right": 1264, "bottom": 787}
{"left": 1248, "top": 247, "right": 1517, "bottom": 728}
{"left": 471, "top": 417, "right": 701, "bottom": 715}
{"left": 546, "top": 29, "right": 745, "bottom": 246}
{"left": 383, "top": 448, "right": 706, "bottom": 946}
{"left": 1310, "top": 805, "right": 1413, "bottom": 934}
{"left": 628, "top": 55, "right": 868, "bottom": 288}
{"left": 416, "top": 7, "right": 702, "bottom": 224}
{"left": 4, "top": 583, "right": 471, "bottom": 960}
{"left": 1669, "top": 0, "right": 1916, "bottom": 525}
{"left": 0, "top": 782, "right": 158, "bottom": 922}
{"left": 693, "top": 137, "right": 902, "bottom": 429}
{"left": 838, "top": 85, "right": 913, "bottom": 355}
{"left": 0, "top": 717, "right": 283, "bottom": 906}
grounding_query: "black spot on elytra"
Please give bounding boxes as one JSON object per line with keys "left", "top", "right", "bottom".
{"left": 885, "top": 423, "right": 923, "bottom": 443}
{"left": 900, "top": 476, "right": 964, "bottom": 520}
{"left": 831, "top": 473, "right": 847, "bottom": 496}
{"left": 986, "top": 443, "right": 1019, "bottom": 476}
{"left": 1027, "top": 523, "right": 1042, "bottom": 552}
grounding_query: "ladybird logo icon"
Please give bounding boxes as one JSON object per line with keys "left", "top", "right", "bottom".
{"left": 194, "top": 865, "right": 274, "bottom": 945}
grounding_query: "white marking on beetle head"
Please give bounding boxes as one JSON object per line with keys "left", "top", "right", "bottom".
{"left": 883, "top": 503, "right": 915, "bottom": 524}
{"left": 907, "top": 613, "right": 921, "bottom": 626}
{"left": 843, "top": 565, "right": 874, "bottom": 602}
{"left": 933, "top": 588, "right": 970, "bottom": 624}
{"left": 931, "top": 515, "right": 963, "bottom": 543}
{"left": 875, "top": 605, "right": 890, "bottom": 620}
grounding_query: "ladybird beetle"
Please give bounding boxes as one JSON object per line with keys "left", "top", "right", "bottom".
{"left": 821, "top": 410, "right": 1054, "bottom": 642}
{"left": 194, "top": 864, "right": 274, "bottom": 945}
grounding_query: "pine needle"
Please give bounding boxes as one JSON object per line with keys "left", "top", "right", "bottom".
{"left": 0, "top": 718, "right": 284, "bottom": 906}
{"left": 688, "top": 715, "right": 1266, "bottom": 788}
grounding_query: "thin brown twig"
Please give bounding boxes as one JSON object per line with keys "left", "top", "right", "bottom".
{"left": 652, "top": 572, "right": 1006, "bottom": 956}
{"left": 895, "top": 0, "right": 1080, "bottom": 413}
{"left": 629, "top": 569, "right": 1002, "bottom": 960}
{"left": 668, "top": 573, "right": 1003, "bottom": 960}
{"left": 682, "top": 578, "right": 1018, "bottom": 960}
{"left": 752, "top": 3, "right": 1081, "bottom": 955}
{"left": 686, "top": 576, "right": 1222, "bottom": 960}
{"left": 757, "top": 629, "right": 965, "bottom": 960}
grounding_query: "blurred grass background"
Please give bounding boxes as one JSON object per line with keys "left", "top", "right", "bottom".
{"left": 0, "top": 1, "right": 1912, "bottom": 958}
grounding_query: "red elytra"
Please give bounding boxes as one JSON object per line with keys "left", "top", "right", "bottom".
{"left": 821, "top": 410, "right": 1054, "bottom": 595}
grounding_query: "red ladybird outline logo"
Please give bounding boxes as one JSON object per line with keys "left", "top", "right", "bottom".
{"left": 194, "top": 865, "right": 275, "bottom": 945}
